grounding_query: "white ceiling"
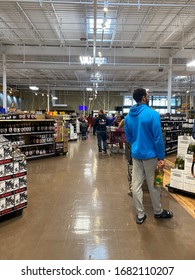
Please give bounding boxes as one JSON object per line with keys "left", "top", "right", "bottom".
{"left": 1, "top": 0, "right": 195, "bottom": 96}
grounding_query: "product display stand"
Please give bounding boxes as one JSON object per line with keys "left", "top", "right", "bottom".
{"left": 54, "top": 120, "right": 68, "bottom": 155}
{"left": 0, "top": 136, "right": 27, "bottom": 219}
{"left": 167, "top": 135, "right": 195, "bottom": 195}
{"left": 46, "top": 114, "right": 69, "bottom": 155}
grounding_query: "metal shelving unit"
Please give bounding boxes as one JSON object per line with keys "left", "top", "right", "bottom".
{"left": 0, "top": 118, "right": 55, "bottom": 160}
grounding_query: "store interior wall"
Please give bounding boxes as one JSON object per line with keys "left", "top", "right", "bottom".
{"left": 20, "top": 91, "right": 124, "bottom": 114}
{"left": 1, "top": 90, "right": 194, "bottom": 115}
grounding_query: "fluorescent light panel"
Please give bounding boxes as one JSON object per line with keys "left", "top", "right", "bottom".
{"left": 187, "top": 60, "right": 195, "bottom": 67}
{"left": 29, "top": 85, "right": 39, "bottom": 90}
{"left": 86, "top": 87, "right": 93, "bottom": 91}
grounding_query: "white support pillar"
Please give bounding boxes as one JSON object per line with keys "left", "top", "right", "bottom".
{"left": 3, "top": 53, "right": 7, "bottom": 111}
{"left": 47, "top": 85, "right": 50, "bottom": 112}
{"left": 167, "top": 57, "right": 172, "bottom": 113}
{"left": 82, "top": 91, "right": 86, "bottom": 116}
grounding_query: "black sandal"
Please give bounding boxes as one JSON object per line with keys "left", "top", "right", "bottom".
{"left": 154, "top": 209, "right": 173, "bottom": 219}
{"left": 136, "top": 214, "right": 147, "bottom": 224}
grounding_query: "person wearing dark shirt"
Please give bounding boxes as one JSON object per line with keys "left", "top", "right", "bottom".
{"left": 94, "top": 110, "right": 109, "bottom": 154}
{"left": 192, "top": 120, "right": 195, "bottom": 139}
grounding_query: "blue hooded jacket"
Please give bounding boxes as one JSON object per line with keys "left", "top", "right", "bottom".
{"left": 124, "top": 104, "right": 165, "bottom": 160}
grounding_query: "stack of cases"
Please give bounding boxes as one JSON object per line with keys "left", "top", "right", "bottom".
{"left": 0, "top": 136, "right": 27, "bottom": 217}
{"left": 170, "top": 135, "right": 195, "bottom": 194}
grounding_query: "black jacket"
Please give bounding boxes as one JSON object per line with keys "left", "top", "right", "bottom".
{"left": 94, "top": 114, "right": 109, "bottom": 131}
{"left": 192, "top": 121, "right": 195, "bottom": 139}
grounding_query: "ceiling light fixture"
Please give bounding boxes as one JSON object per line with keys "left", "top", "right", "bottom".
{"left": 52, "top": 96, "right": 58, "bottom": 100}
{"left": 29, "top": 85, "right": 39, "bottom": 91}
{"left": 187, "top": 60, "right": 195, "bottom": 67}
{"left": 86, "top": 87, "right": 93, "bottom": 91}
{"left": 103, "top": 0, "right": 108, "bottom": 12}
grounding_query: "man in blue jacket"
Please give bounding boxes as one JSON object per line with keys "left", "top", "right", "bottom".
{"left": 124, "top": 88, "right": 173, "bottom": 224}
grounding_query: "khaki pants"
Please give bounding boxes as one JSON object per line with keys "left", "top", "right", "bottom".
{"left": 132, "top": 157, "right": 162, "bottom": 218}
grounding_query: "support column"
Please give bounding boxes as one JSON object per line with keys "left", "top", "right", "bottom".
{"left": 47, "top": 85, "right": 50, "bottom": 112}
{"left": 167, "top": 57, "right": 172, "bottom": 113}
{"left": 3, "top": 53, "right": 7, "bottom": 111}
{"left": 82, "top": 91, "right": 86, "bottom": 116}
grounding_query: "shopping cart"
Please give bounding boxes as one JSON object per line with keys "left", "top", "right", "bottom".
{"left": 107, "top": 127, "right": 126, "bottom": 154}
{"left": 79, "top": 121, "right": 88, "bottom": 140}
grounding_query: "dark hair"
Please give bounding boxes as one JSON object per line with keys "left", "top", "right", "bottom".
{"left": 99, "top": 110, "right": 104, "bottom": 114}
{"left": 133, "top": 88, "right": 147, "bottom": 103}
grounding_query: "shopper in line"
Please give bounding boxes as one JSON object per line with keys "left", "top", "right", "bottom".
{"left": 117, "top": 115, "right": 125, "bottom": 149}
{"left": 108, "top": 113, "right": 115, "bottom": 126}
{"left": 94, "top": 110, "right": 109, "bottom": 154}
{"left": 192, "top": 120, "right": 195, "bottom": 139}
{"left": 87, "top": 113, "right": 93, "bottom": 133}
{"left": 124, "top": 88, "right": 173, "bottom": 224}
{"left": 92, "top": 115, "right": 97, "bottom": 136}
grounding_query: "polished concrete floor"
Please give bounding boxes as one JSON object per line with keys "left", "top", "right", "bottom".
{"left": 0, "top": 134, "right": 195, "bottom": 260}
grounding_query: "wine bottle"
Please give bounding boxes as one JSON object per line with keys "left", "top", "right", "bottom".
{"left": 154, "top": 168, "right": 164, "bottom": 188}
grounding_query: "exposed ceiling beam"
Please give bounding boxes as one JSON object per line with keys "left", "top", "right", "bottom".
{"left": 2, "top": 1, "right": 195, "bottom": 8}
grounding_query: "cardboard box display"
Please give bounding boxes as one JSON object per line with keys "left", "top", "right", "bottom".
{"left": 0, "top": 181, "right": 5, "bottom": 195}
{"left": 4, "top": 162, "right": 14, "bottom": 176}
{"left": 19, "top": 160, "right": 27, "bottom": 173}
{"left": 5, "top": 179, "right": 14, "bottom": 192}
{"left": 0, "top": 198, "right": 6, "bottom": 211}
{"left": 13, "top": 162, "right": 20, "bottom": 174}
{"left": 0, "top": 143, "right": 12, "bottom": 160}
{"left": 0, "top": 147, "right": 4, "bottom": 161}
{"left": 19, "top": 176, "right": 27, "bottom": 189}
{"left": 177, "top": 144, "right": 190, "bottom": 157}
{"left": 183, "top": 182, "right": 195, "bottom": 193}
{"left": 184, "top": 174, "right": 195, "bottom": 184}
{"left": 13, "top": 177, "right": 19, "bottom": 190}
{"left": 170, "top": 169, "right": 185, "bottom": 190}
{"left": 3, "top": 144, "right": 12, "bottom": 159}
{"left": 0, "top": 165, "right": 4, "bottom": 177}
{"left": 15, "top": 191, "right": 27, "bottom": 206}
{"left": 184, "top": 154, "right": 194, "bottom": 174}
{"left": 170, "top": 179, "right": 184, "bottom": 190}
{"left": 5, "top": 194, "right": 15, "bottom": 209}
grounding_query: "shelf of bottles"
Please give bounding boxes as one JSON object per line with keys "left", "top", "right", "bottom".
{"left": 161, "top": 114, "right": 186, "bottom": 154}
{"left": 181, "top": 110, "right": 195, "bottom": 136}
{"left": 0, "top": 118, "right": 55, "bottom": 160}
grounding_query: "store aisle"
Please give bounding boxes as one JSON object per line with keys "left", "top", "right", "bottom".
{"left": 0, "top": 135, "right": 195, "bottom": 260}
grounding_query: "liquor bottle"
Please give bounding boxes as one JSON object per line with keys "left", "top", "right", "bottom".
{"left": 154, "top": 168, "right": 164, "bottom": 188}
